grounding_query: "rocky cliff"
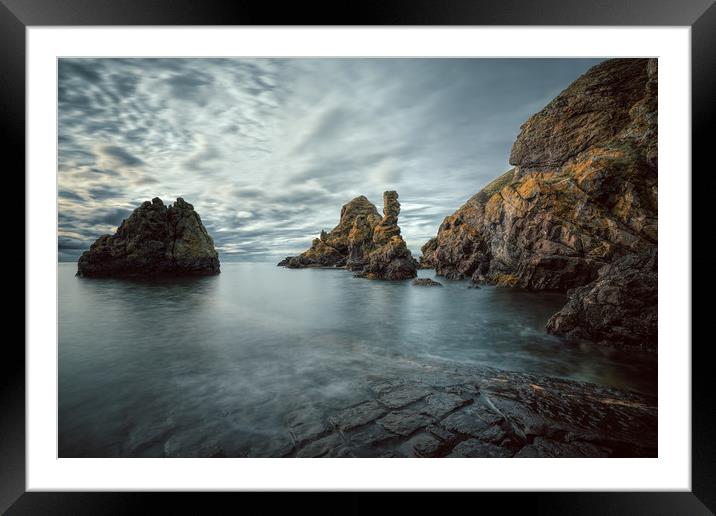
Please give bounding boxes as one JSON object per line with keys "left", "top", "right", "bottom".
{"left": 278, "top": 191, "right": 417, "bottom": 280}
{"left": 421, "top": 58, "right": 657, "bottom": 349}
{"left": 77, "top": 197, "right": 220, "bottom": 277}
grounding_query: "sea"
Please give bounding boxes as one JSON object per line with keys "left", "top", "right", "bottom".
{"left": 58, "top": 262, "right": 657, "bottom": 457}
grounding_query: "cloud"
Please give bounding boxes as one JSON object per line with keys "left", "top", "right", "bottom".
{"left": 96, "top": 145, "right": 145, "bottom": 168}
{"left": 58, "top": 57, "right": 605, "bottom": 261}
{"left": 91, "top": 207, "right": 133, "bottom": 227}
{"left": 167, "top": 71, "right": 214, "bottom": 104}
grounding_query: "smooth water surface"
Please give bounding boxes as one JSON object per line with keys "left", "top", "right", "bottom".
{"left": 59, "top": 262, "right": 657, "bottom": 457}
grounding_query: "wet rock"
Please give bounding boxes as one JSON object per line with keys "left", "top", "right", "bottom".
{"left": 546, "top": 248, "right": 657, "bottom": 350}
{"left": 286, "top": 406, "right": 328, "bottom": 445}
{"left": 488, "top": 397, "right": 549, "bottom": 439}
{"left": 477, "top": 424, "right": 508, "bottom": 444}
{"left": 376, "top": 383, "right": 435, "bottom": 409}
{"left": 421, "top": 393, "right": 471, "bottom": 419}
{"left": 420, "top": 59, "right": 657, "bottom": 348}
{"left": 349, "top": 424, "right": 399, "bottom": 447}
{"left": 441, "top": 404, "right": 503, "bottom": 437}
{"left": 377, "top": 410, "right": 434, "bottom": 436}
{"left": 514, "top": 437, "right": 608, "bottom": 458}
{"left": 412, "top": 278, "right": 443, "bottom": 287}
{"left": 328, "top": 400, "right": 387, "bottom": 431}
{"left": 163, "top": 436, "right": 224, "bottom": 458}
{"left": 406, "top": 433, "right": 443, "bottom": 457}
{"left": 427, "top": 425, "right": 456, "bottom": 443}
{"left": 445, "top": 384, "right": 480, "bottom": 396}
{"left": 247, "top": 436, "right": 295, "bottom": 458}
{"left": 296, "top": 432, "right": 346, "bottom": 458}
{"left": 77, "top": 197, "right": 220, "bottom": 277}
{"left": 447, "top": 439, "right": 512, "bottom": 458}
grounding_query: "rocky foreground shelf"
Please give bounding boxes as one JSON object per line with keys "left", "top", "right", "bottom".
{"left": 242, "top": 359, "right": 657, "bottom": 458}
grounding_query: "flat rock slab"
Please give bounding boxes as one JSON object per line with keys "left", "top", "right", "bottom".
{"left": 264, "top": 357, "right": 655, "bottom": 458}
{"left": 377, "top": 383, "right": 435, "bottom": 409}
{"left": 328, "top": 400, "right": 387, "bottom": 431}
{"left": 441, "top": 404, "right": 502, "bottom": 437}
{"left": 426, "top": 425, "right": 456, "bottom": 443}
{"left": 514, "top": 437, "right": 609, "bottom": 458}
{"left": 349, "top": 424, "right": 399, "bottom": 447}
{"left": 487, "top": 396, "right": 550, "bottom": 438}
{"left": 286, "top": 406, "right": 328, "bottom": 445}
{"left": 478, "top": 424, "right": 509, "bottom": 445}
{"left": 422, "top": 392, "right": 471, "bottom": 419}
{"left": 405, "top": 433, "right": 444, "bottom": 457}
{"left": 246, "top": 436, "right": 295, "bottom": 458}
{"left": 447, "top": 439, "right": 513, "bottom": 458}
{"left": 296, "top": 433, "right": 346, "bottom": 458}
{"left": 377, "top": 410, "right": 435, "bottom": 436}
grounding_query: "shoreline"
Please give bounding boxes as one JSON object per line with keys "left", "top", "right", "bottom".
{"left": 273, "top": 357, "right": 657, "bottom": 458}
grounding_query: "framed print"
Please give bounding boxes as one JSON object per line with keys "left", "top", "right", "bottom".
{"left": 4, "top": 0, "right": 713, "bottom": 513}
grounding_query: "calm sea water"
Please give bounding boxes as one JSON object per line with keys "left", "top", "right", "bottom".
{"left": 58, "top": 262, "right": 657, "bottom": 457}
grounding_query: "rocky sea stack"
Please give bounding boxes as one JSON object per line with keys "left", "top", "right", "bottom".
{"left": 420, "top": 58, "right": 658, "bottom": 350}
{"left": 77, "top": 197, "right": 220, "bottom": 277}
{"left": 278, "top": 191, "right": 418, "bottom": 280}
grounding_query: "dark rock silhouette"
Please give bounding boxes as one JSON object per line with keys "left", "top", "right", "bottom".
{"left": 77, "top": 197, "right": 220, "bottom": 277}
{"left": 420, "top": 58, "right": 657, "bottom": 349}
{"left": 413, "top": 278, "right": 443, "bottom": 287}
{"left": 547, "top": 248, "right": 657, "bottom": 351}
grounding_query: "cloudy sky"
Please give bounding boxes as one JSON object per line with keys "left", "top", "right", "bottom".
{"left": 58, "top": 58, "right": 603, "bottom": 262}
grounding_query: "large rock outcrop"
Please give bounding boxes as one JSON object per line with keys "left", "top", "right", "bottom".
{"left": 421, "top": 58, "right": 657, "bottom": 349}
{"left": 546, "top": 249, "right": 657, "bottom": 350}
{"left": 77, "top": 197, "right": 220, "bottom": 277}
{"left": 278, "top": 191, "right": 417, "bottom": 280}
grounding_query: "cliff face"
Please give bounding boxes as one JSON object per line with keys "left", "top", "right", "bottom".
{"left": 77, "top": 197, "right": 220, "bottom": 277}
{"left": 421, "top": 58, "right": 657, "bottom": 349}
{"left": 546, "top": 248, "right": 657, "bottom": 349}
{"left": 278, "top": 191, "right": 417, "bottom": 280}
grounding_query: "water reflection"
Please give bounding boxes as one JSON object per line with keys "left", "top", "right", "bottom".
{"left": 58, "top": 262, "right": 656, "bottom": 457}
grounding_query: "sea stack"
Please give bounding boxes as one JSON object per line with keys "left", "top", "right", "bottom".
{"left": 278, "top": 191, "right": 417, "bottom": 280}
{"left": 77, "top": 197, "right": 220, "bottom": 277}
{"left": 420, "top": 59, "right": 657, "bottom": 349}
{"left": 354, "top": 191, "right": 418, "bottom": 280}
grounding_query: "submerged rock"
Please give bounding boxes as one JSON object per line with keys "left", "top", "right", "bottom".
{"left": 420, "top": 58, "right": 657, "bottom": 348}
{"left": 279, "top": 191, "right": 417, "bottom": 280}
{"left": 77, "top": 197, "right": 220, "bottom": 277}
{"left": 412, "top": 278, "right": 443, "bottom": 287}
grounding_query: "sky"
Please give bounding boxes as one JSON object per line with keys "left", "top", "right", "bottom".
{"left": 58, "top": 58, "right": 604, "bottom": 262}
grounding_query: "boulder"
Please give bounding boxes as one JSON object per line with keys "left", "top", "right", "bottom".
{"left": 77, "top": 197, "right": 220, "bottom": 277}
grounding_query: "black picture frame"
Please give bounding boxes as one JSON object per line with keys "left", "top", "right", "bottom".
{"left": 4, "top": 0, "right": 712, "bottom": 513}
